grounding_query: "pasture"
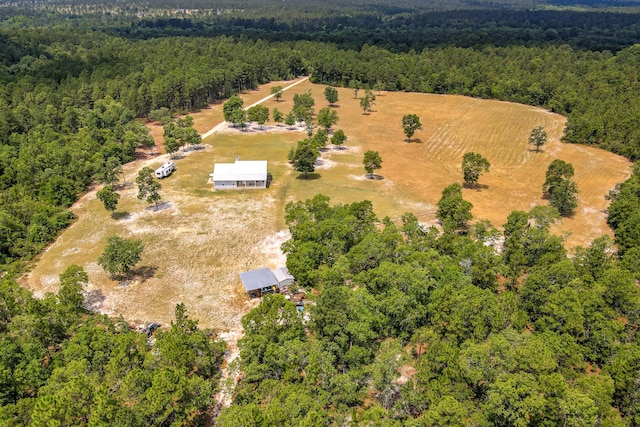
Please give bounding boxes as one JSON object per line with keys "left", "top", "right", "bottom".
{"left": 22, "top": 78, "right": 631, "bottom": 332}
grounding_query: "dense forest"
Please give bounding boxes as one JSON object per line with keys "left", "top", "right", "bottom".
{"left": 2, "top": 0, "right": 640, "bottom": 425}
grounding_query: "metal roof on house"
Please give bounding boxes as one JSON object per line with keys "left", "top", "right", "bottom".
{"left": 211, "top": 160, "right": 267, "bottom": 182}
{"left": 273, "top": 267, "right": 294, "bottom": 284}
{"left": 239, "top": 268, "right": 278, "bottom": 291}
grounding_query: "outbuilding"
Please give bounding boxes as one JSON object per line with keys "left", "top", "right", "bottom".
{"left": 272, "top": 267, "right": 295, "bottom": 292}
{"left": 210, "top": 159, "right": 267, "bottom": 190}
{"left": 239, "top": 266, "right": 296, "bottom": 298}
{"left": 239, "top": 268, "right": 279, "bottom": 299}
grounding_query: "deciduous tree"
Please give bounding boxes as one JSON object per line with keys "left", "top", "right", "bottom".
{"left": 462, "top": 152, "right": 491, "bottom": 187}
{"left": 402, "top": 114, "right": 422, "bottom": 142}
{"left": 270, "top": 85, "right": 283, "bottom": 101}
{"left": 293, "top": 142, "right": 319, "bottom": 177}
{"left": 436, "top": 183, "right": 473, "bottom": 234}
{"left": 324, "top": 86, "right": 339, "bottom": 106}
{"left": 285, "top": 111, "right": 296, "bottom": 129}
{"left": 363, "top": 150, "right": 383, "bottom": 178}
{"left": 317, "top": 107, "right": 338, "bottom": 132}
{"left": 331, "top": 129, "right": 347, "bottom": 149}
{"left": 247, "top": 105, "right": 269, "bottom": 129}
{"left": 360, "top": 90, "right": 376, "bottom": 114}
{"left": 96, "top": 185, "right": 120, "bottom": 215}
{"left": 293, "top": 92, "right": 315, "bottom": 122}
{"left": 95, "top": 156, "right": 121, "bottom": 186}
{"left": 57, "top": 264, "right": 88, "bottom": 311}
{"left": 136, "top": 167, "right": 162, "bottom": 209}
{"left": 98, "top": 236, "right": 144, "bottom": 278}
{"left": 272, "top": 108, "right": 284, "bottom": 125}
{"left": 528, "top": 126, "right": 547, "bottom": 152}
{"left": 223, "top": 95, "right": 245, "bottom": 127}
{"left": 312, "top": 129, "right": 329, "bottom": 150}
{"left": 163, "top": 115, "right": 201, "bottom": 154}
{"left": 349, "top": 79, "right": 362, "bottom": 99}
{"left": 543, "top": 160, "right": 578, "bottom": 216}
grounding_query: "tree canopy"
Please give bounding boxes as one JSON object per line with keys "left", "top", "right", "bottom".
{"left": 317, "top": 106, "right": 339, "bottom": 131}
{"left": 436, "top": 183, "right": 473, "bottom": 234}
{"left": 324, "top": 86, "right": 339, "bottom": 106}
{"left": 363, "top": 150, "right": 383, "bottom": 178}
{"left": 292, "top": 141, "right": 320, "bottom": 177}
{"left": 402, "top": 114, "right": 422, "bottom": 142}
{"left": 543, "top": 160, "right": 579, "bottom": 216}
{"left": 136, "top": 167, "right": 162, "bottom": 209}
{"left": 462, "top": 152, "right": 490, "bottom": 188}
{"left": 528, "top": 126, "right": 547, "bottom": 152}
{"left": 97, "top": 236, "right": 144, "bottom": 278}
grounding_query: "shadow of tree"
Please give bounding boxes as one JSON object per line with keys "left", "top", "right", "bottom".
{"left": 84, "top": 289, "right": 106, "bottom": 311}
{"left": 114, "top": 182, "right": 133, "bottom": 191}
{"left": 131, "top": 265, "right": 158, "bottom": 282}
{"left": 463, "top": 183, "right": 489, "bottom": 190}
{"left": 112, "top": 211, "right": 131, "bottom": 220}
{"left": 296, "top": 173, "right": 321, "bottom": 180}
{"left": 147, "top": 201, "right": 172, "bottom": 212}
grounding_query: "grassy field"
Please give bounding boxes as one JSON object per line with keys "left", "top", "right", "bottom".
{"left": 21, "top": 78, "right": 632, "bottom": 332}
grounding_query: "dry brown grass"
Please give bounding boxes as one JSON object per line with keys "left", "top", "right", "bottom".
{"left": 275, "top": 81, "right": 631, "bottom": 247}
{"left": 21, "top": 79, "right": 631, "bottom": 334}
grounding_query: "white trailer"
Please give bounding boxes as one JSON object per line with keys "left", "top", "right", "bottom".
{"left": 155, "top": 161, "right": 175, "bottom": 179}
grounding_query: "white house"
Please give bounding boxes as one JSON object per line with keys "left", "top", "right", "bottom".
{"left": 210, "top": 159, "right": 267, "bottom": 190}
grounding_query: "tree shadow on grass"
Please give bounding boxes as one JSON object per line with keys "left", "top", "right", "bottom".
{"left": 111, "top": 211, "right": 131, "bottom": 221}
{"left": 130, "top": 265, "right": 158, "bottom": 282}
{"left": 146, "top": 201, "right": 172, "bottom": 212}
{"left": 406, "top": 138, "right": 423, "bottom": 143}
{"left": 296, "top": 173, "right": 321, "bottom": 180}
{"left": 114, "top": 182, "right": 133, "bottom": 191}
{"left": 183, "top": 145, "right": 205, "bottom": 152}
{"left": 366, "top": 174, "right": 384, "bottom": 181}
{"left": 527, "top": 148, "right": 544, "bottom": 152}
{"left": 463, "top": 183, "right": 489, "bottom": 190}
{"left": 84, "top": 289, "right": 106, "bottom": 311}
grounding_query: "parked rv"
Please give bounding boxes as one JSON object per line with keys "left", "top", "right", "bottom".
{"left": 155, "top": 162, "right": 175, "bottom": 178}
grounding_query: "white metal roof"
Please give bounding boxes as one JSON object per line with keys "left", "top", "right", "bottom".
{"left": 239, "top": 268, "right": 278, "bottom": 291}
{"left": 273, "top": 267, "right": 294, "bottom": 283}
{"left": 211, "top": 160, "right": 267, "bottom": 182}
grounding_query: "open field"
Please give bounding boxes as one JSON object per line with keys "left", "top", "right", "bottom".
{"left": 22, "top": 79, "right": 632, "bottom": 333}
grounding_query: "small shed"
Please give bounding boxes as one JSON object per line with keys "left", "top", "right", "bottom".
{"left": 210, "top": 159, "right": 267, "bottom": 190}
{"left": 273, "top": 267, "right": 295, "bottom": 292}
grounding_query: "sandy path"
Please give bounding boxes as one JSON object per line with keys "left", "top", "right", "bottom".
{"left": 200, "top": 76, "right": 309, "bottom": 140}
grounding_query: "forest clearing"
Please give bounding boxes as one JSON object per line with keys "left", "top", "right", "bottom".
{"left": 22, "top": 78, "right": 631, "bottom": 332}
